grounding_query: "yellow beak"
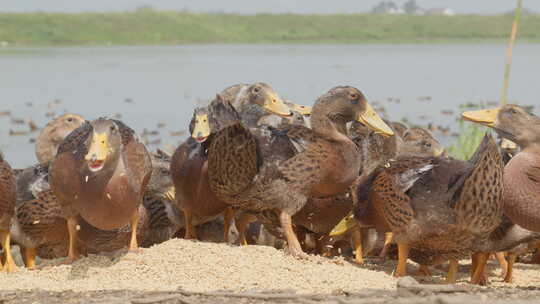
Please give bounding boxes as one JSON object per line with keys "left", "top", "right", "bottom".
{"left": 329, "top": 212, "right": 358, "bottom": 237}
{"left": 433, "top": 147, "right": 445, "bottom": 158}
{"left": 462, "top": 108, "right": 500, "bottom": 128}
{"left": 500, "top": 138, "right": 517, "bottom": 150}
{"left": 261, "top": 92, "right": 292, "bottom": 117}
{"left": 191, "top": 113, "right": 211, "bottom": 141}
{"left": 84, "top": 132, "right": 110, "bottom": 161}
{"left": 284, "top": 100, "right": 312, "bottom": 116}
{"left": 357, "top": 102, "right": 394, "bottom": 136}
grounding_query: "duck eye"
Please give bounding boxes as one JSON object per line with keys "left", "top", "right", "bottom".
{"left": 67, "top": 118, "right": 73, "bottom": 122}
{"left": 510, "top": 109, "right": 518, "bottom": 114}
{"left": 110, "top": 126, "right": 116, "bottom": 132}
{"left": 253, "top": 87, "right": 261, "bottom": 93}
{"left": 422, "top": 141, "right": 432, "bottom": 148}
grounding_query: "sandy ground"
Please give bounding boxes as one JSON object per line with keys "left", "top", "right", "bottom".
{"left": 1, "top": 239, "right": 540, "bottom": 303}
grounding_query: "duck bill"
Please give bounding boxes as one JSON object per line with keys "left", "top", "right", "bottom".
{"left": 191, "top": 113, "right": 210, "bottom": 143}
{"left": 461, "top": 108, "right": 500, "bottom": 128}
{"left": 433, "top": 147, "right": 446, "bottom": 158}
{"left": 500, "top": 138, "right": 517, "bottom": 150}
{"left": 84, "top": 132, "right": 110, "bottom": 172}
{"left": 286, "top": 102, "right": 312, "bottom": 116}
{"left": 357, "top": 103, "right": 394, "bottom": 136}
{"left": 261, "top": 92, "right": 292, "bottom": 117}
{"left": 329, "top": 212, "right": 358, "bottom": 237}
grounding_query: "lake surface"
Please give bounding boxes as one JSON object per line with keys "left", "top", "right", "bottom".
{"left": 1, "top": 44, "right": 538, "bottom": 168}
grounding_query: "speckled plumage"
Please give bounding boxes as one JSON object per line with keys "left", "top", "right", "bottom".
{"left": 208, "top": 86, "right": 389, "bottom": 256}
{"left": 0, "top": 153, "right": 16, "bottom": 231}
{"left": 354, "top": 135, "right": 503, "bottom": 276}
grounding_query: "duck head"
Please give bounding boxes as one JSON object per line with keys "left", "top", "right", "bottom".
{"left": 312, "top": 86, "right": 394, "bottom": 137}
{"left": 401, "top": 127, "right": 445, "bottom": 157}
{"left": 463, "top": 105, "right": 540, "bottom": 149}
{"left": 36, "top": 113, "right": 86, "bottom": 163}
{"left": 84, "top": 119, "right": 122, "bottom": 173}
{"left": 189, "top": 95, "right": 241, "bottom": 143}
{"left": 189, "top": 107, "right": 211, "bottom": 143}
{"left": 246, "top": 82, "right": 292, "bottom": 117}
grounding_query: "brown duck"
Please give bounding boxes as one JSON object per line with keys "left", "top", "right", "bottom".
{"left": 207, "top": 86, "right": 393, "bottom": 257}
{"left": 463, "top": 104, "right": 540, "bottom": 284}
{"left": 13, "top": 151, "right": 178, "bottom": 267}
{"left": 49, "top": 118, "right": 152, "bottom": 262}
{"left": 305, "top": 124, "right": 444, "bottom": 262}
{"left": 0, "top": 152, "right": 17, "bottom": 272}
{"left": 171, "top": 96, "right": 240, "bottom": 240}
{"left": 332, "top": 133, "right": 503, "bottom": 283}
{"left": 35, "top": 113, "right": 86, "bottom": 164}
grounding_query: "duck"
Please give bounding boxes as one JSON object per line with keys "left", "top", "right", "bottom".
{"left": 49, "top": 118, "right": 152, "bottom": 262}
{"left": 207, "top": 86, "right": 393, "bottom": 257}
{"left": 12, "top": 150, "right": 179, "bottom": 267}
{"left": 0, "top": 152, "right": 17, "bottom": 272}
{"left": 309, "top": 124, "right": 444, "bottom": 263}
{"left": 171, "top": 96, "right": 240, "bottom": 241}
{"left": 462, "top": 104, "right": 540, "bottom": 284}
{"left": 332, "top": 132, "right": 503, "bottom": 283}
{"left": 35, "top": 113, "right": 86, "bottom": 164}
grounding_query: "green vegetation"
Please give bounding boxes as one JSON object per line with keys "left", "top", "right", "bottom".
{"left": 447, "top": 104, "right": 489, "bottom": 160}
{"left": 1, "top": 10, "right": 540, "bottom": 46}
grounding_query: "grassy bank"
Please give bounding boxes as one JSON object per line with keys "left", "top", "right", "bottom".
{"left": 1, "top": 10, "right": 540, "bottom": 46}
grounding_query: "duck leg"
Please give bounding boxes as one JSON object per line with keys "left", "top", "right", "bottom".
{"left": 351, "top": 228, "right": 364, "bottom": 264}
{"left": 279, "top": 210, "right": 307, "bottom": 259}
{"left": 445, "top": 259, "right": 459, "bottom": 284}
{"left": 495, "top": 251, "right": 508, "bottom": 278}
{"left": 470, "top": 252, "right": 489, "bottom": 285}
{"left": 21, "top": 247, "right": 37, "bottom": 269}
{"left": 379, "top": 232, "right": 394, "bottom": 262}
{"left": 129, "top": 208, "right": 139, "bottom": 251}
{"left": 503, "top": 252, "right": 517, "bottom": 283}
{"left": 235, "top": 213, "right": 255, "bottom": 246}
{"left": 66, "top": 216, "right": 80, "bottom": 262}
{"left": 223, "top": 207, "right": 235, "bottom": 243}
{"left": 0, "top": 230, "right": 16, "bottom": 273}
{"left": 394, "top": 243, "right": 410, "bottom": 277}
{"left": 183, "top": 210, "right": 198, "bottom": 240}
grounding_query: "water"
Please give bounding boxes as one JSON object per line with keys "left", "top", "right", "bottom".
{"left": 1, "top": 44, "right": 538, "bottom": 168}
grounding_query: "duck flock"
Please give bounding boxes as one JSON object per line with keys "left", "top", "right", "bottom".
{"left": 0, "top": 83, "right": 539, "bottom": 287}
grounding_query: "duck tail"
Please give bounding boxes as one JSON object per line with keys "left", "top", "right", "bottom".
{"left": 207, "top": 122, "right": 262, "bottom": 201}
{"left": 455, "top": 133, "right": 504, "bottom": 234}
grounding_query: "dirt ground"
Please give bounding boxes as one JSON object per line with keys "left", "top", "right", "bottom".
{"left": 1, "top": 239, "right": 540, "bottom": 304}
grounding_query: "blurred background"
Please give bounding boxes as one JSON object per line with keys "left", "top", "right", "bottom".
{"left": 0, "top": 0, "right": 538, "bottom": 167}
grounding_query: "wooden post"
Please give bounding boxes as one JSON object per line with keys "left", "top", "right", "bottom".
{"left": 501, "top": 0, "right": 523, "bottom": 105}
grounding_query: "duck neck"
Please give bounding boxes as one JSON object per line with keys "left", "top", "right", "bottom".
{"left": 310, "top": 110, "right": 349, "bottom": 142}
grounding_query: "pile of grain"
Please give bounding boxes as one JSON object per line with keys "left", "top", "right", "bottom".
{"left": 2, "top": 239, "right": 540, "bottom": 293}
{"left": 0, "top": 239, "right": 394, "bottom": 293}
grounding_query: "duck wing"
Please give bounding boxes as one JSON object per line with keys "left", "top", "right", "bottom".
{"left": 369, "top": 157, "right": 439, "bottom": 232}
{"left": 49, "top": 122, "right": 92, "bottom": 215}
{"left": 113, "top": 120, "right": 152, "bottom": 197}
